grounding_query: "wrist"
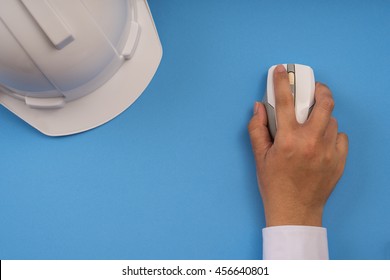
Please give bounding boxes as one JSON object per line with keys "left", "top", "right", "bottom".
{"left": 264, "top": 206, "right": 323, "bottom": 227}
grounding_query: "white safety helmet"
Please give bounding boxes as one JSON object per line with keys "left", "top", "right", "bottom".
{"left": 0, "top": 0, "right": 162, "bottom": 136}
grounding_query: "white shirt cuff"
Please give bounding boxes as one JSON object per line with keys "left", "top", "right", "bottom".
{"left": 262, "top": 225, "right": 329, "bottom": 260}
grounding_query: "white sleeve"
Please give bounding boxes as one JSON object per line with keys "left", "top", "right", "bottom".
{"left": 262, "top": 226, "right": 329, "bottom": 260}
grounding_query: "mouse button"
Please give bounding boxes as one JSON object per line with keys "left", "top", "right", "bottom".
{"left": 264, "top": 102, "right": 277, "bottom": 138}
{"left": 295, "top": 65, "right": 315, "bottom": 97}
{"left": 266, "top": 65, "right": 277, "bottom": 107}
{"left": 295, "top": 66, "right": 315, "bottom": 122}
{"left": 295, "top": 106, "right": 310, "bottom": 124}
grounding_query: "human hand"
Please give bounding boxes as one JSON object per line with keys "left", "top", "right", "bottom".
{"left": 248, "top": 65, "right": 348, "bottom": 227}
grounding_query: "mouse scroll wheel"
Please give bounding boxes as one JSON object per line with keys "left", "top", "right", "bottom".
{"left": 287, "top": 64, "right": 295, "bottom": 95}
{"left": 288, "top": 72, "right": 295, "bottom": 86}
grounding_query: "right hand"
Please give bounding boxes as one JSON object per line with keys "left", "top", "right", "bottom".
{"left": 248, "top": 65, "right": 348, "bottom": 227}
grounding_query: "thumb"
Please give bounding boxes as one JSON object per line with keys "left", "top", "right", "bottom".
{"left": 248, "top": 102, "right": 272, "bottom": 161}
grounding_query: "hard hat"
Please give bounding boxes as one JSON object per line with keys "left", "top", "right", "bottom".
{"left": 0, "top": 0, "right": 162, "bottom": 136}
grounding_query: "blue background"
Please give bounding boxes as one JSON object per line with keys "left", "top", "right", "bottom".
{"left": 1, "top": 0, "right": 389, "bottom": 260}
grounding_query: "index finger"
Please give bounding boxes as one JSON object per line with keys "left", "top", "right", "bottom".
{"left": 273, "top": 65, "right": 298, "bottom": 131}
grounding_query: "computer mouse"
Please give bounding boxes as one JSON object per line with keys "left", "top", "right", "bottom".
{"left": 263, "top": 64, "right": 315, "bottom": 139}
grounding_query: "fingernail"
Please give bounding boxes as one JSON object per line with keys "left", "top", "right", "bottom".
{"left": 275, "top": 64, "right": 286, "bottom": 73}
{"left": 253, "top": 102, "right": 259, "bottom": 114}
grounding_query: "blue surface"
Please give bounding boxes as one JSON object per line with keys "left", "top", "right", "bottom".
{"left": 1, "top": 0, "right": 390, "bottom": 260}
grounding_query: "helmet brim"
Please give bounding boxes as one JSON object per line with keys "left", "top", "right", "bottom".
{"left": 0, "top": 0, "right": 162, "bottom": 136}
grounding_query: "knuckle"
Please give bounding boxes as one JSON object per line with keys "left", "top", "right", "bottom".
{"left": 277, "top": 135, "right": 295, "bottom": 153}
{"left": 276, "top": 95, "right": 290, "bottom": 107}
{"left": 303, "top": 139, "right": 318, "bottom": 159}
{"left": 337, "top": 133, "right": 349, "bottom": 152}
{"left": 329, "top": 117, "right": 338, "bottom": 130}
{"left": 324, "top": 150, "right": 334, "bottom": 163}
{"left": 275, "top": 91, "right": 294, "bottom": 107}
{"left": 316, "top": 82, "right": 330, "bottom": 91}
{"left": 339, "top": 132, "right": 349, "bottom": 143}
{"left": 320, "top": 96, "right": 335, "bottom": 112}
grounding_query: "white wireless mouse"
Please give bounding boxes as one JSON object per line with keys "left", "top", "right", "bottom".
{"left": 263, "top": 64, "right": 315, "bottom": 138}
